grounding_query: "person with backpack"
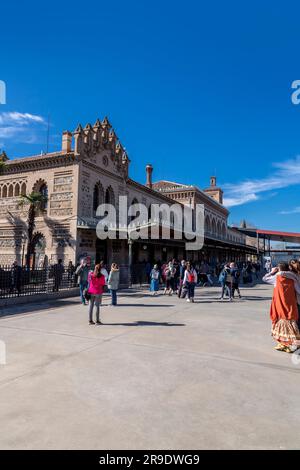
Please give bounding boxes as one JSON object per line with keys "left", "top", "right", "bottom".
{"left": 107, "top": 263, "right": 120, "bottom": 306}
{"left": 230, "top": 262, "right": 241, "bottom": 299}
{"left": 76, "top": 258, "right": 90, "bottom": 305}
{"left": 183, "top": 262, "right": 198, "bottom": 302}
{"left": 219, "top": 263, "right": 232, "bottom": 300}
{"left": 87, "top": 264, "right": 106, "bottom": 325}
{"left": 150, "top": 264, "right": 160, "bottom": 295}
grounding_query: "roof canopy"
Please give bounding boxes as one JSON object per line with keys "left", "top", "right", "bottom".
{"left": 236, "top": 227, "right": 300, "bottom": 244}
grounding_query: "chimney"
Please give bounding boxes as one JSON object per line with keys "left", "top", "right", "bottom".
{"left": 146, "top": 164, "right": 153, "bottom": 189}
{"left": 62, "top": 131, "right": 72, "bottom": 153}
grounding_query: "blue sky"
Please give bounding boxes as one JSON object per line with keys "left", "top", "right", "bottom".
{"left": 1, "top": 0, "right": 300, "bottom": 230}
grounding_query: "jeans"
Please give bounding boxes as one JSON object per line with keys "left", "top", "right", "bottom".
{"left": 89, "top": 295, "right": 102, "bottom": 322}
{"left": 232, "top": 283, "right": 240, "bottom": 297}
{"left": 110, "top": 289, "right": 117, "bottom": 305}
{"left": 221, "top": 284, "right": 231, "bottom": 298}
{"left": 178, "top": 279, "right": 184, "bottom": 298}
{"left": 186, "top": 281, "right": 195, "bottom": 299}
{"left": 79, "top": 281, "right": 88, "bottom": 303}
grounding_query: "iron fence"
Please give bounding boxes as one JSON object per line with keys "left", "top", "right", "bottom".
{"left": 0, "top": 265, "right": 78, "bottom": 299}
{"left": 0, "top": 264, "right": 131, "bottom": 300}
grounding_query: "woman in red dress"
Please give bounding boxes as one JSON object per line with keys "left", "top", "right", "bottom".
{"left": 263, "top": 262, "right": 300, "bottom": 353}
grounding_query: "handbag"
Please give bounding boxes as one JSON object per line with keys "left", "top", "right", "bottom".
{"left": 84, "top": 273, "right": 91, "bottom": 301}
{"left": 84, "top": 287, "right": 91, "bottom": 301}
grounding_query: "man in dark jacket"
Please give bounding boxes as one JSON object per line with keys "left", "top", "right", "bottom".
{"left": 76, "top": 258, "right": 90, "bottom": 304}
{"left": 178, "top": 260, "right": 186, "bottom": 298}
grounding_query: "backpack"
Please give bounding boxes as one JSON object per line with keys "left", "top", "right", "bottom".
{"left": 219, "top": 270, "right": 227, "bottom": 284}
{"left": 165, "top": 269, "right": 172, "bottom": 280}
{"left": 151, "top": 270, "right": 159, "bottom": 280}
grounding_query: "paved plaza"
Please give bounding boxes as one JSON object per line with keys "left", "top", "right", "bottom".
{"left": 0, "top": 284, "right": 299, "bottom": 450}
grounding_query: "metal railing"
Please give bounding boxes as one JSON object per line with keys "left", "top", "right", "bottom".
{"left": 0, "top": 264, "right": 131, "bottom": 299}
{"left": 0, "top": 265, "right": 77, "bottom": 299}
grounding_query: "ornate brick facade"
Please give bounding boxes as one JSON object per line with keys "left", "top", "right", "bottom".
{"left": 0, "top": 117, "right": 254, "bottom": 270}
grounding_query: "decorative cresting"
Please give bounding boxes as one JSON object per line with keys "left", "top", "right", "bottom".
{"left": 0, "top": 150, "right": 9, "bottom": 162}
{"left": 73, "top": 117, "right": 130, "bottom": 178}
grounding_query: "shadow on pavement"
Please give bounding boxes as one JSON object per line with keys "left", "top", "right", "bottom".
{"left": 101, "top": 321, "right": 185, "bottom": 327}
{"left": 114, "top": 303, "right": 174, "bottom": 308}
{"left": 0, "top": 298, "right": 80, "bottom": 318}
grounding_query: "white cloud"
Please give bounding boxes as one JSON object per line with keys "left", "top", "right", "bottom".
{"left": 279, "top": 207, "right": 300, "bottom": 215}
{"left": 223, "top": 156, "right": 300, "bottom": 207}
{"left": 0, "top": 111, "right": 46, "bottom": 145}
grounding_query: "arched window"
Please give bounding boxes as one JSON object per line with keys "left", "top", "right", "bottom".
{"left": 39, "top": 183, "right": 48, "bottom": 210}
{"left": 128, "top": 197, "right": 140, "bottom": 226}
{"left": 14, "top": 183, "right": 20, "bottom": 197}
{"left": 8, "top": 184, "right": 14, "bottom": 197}
{"left": 105, "top": 186, "right": 115, "bottom": 206}
{"left": 21, "top": 182, "right": 26, "bottom": 196}
{"left": 222, "top": 223, "right": 226, "bottom": 238}
{"left": 93, "top": 182, "right": 104, "bottom": 215}
{"left": 2, "top": 185, "right": 7, "bottom": 198}
{"left": 205, "top": 216, "right": 211, "bottom": 234}
{"left": 212, "top": 219, "right": 216, "bottom": 236}
{"left": 93, "top": 185, "right": 99, "bottom": 213}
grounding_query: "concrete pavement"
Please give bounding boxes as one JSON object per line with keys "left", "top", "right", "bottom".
{"left": 0, "top": 284, "right": 299, "bottom": 450}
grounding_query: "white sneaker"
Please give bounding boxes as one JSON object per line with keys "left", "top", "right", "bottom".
{"left": 186, "top": 298, "right": 190, "bottom": 302}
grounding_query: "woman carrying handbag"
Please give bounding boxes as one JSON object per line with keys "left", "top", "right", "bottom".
{"left": 87, "top": 264, "right": 106, "bottom": 325}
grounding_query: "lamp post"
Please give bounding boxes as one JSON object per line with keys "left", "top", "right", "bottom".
{"left": 128, "top": 238, "right": 133, "bottom": 287}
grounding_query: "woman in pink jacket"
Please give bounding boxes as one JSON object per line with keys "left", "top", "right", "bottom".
{"left": 87, "top": 264, "right": 106, "bottom": 325}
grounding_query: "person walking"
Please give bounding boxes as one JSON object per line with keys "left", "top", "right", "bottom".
{"left": 150, "top": 264, "right": 160, "bottom": 295}
{"left": 219, "top": 264, "right": 232, "bottom": 300}
{"left": 87, "top": 264, "right": 106, "bottom": 325}
{"left": 183, "top": 262, "right": 197, "bottom": 302}
{"left": 178, "top": 260, "right": 186, "bottom": 298}
{"left": 280, "top": 259, "right": 300, "bottom": 331}
{"left": 108, "top": 263, "right": 120, "bottom": 306}
{"left": 163, "top": 261, "right": 176, "bottom": 295}
{"left": 230, "top": 262, "right": 241, "bottom": 299}
{"left": 263, "top": 263, "right": 300, "bottom": 353}
{"left": 172, "top": 259, "right": 179, "bottom": 294}
{"left": 76, "top": 258, "right": 90, "bottom": 305}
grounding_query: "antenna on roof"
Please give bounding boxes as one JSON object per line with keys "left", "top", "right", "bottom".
{"left": 46, "top": 113, "right": 50, "bottom": 154}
